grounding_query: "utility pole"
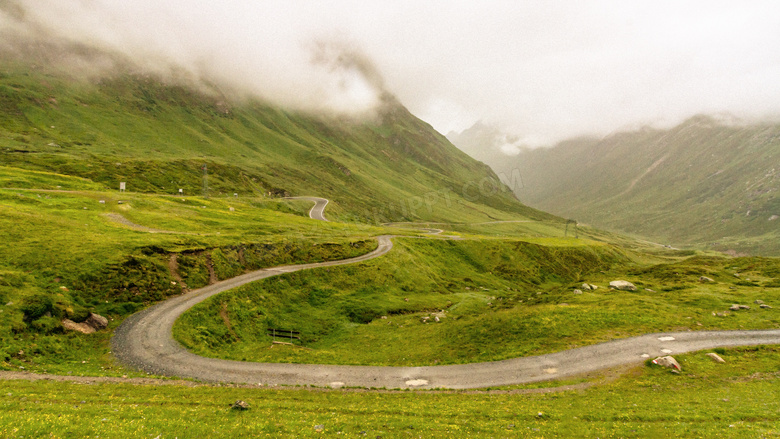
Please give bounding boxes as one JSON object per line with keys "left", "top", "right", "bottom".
{"left": 564, "top": 219, "right": 578, "bottom": 238}
{"left": 201, "top": 163, "right": 209, "bottom": 199}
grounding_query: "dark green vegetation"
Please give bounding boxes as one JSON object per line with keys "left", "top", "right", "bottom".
{"left": 2, "top": 346, "right": 780, "bottom": 437}
{"left": 176, "top": 237, "right": 780, "bottom": 366}
{"left": 455, "top": 116, "right": 780, "bottom": 255}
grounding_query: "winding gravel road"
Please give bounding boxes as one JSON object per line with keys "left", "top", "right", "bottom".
{"left": 112, "top": 199, "right": 780, "bottom": 389}
{"left": 283, "top": 196, "right": 329, "bottom": 221}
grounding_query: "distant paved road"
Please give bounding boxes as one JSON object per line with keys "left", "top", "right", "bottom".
{"left": 284, "top": 196, "right": 329, "bottom": 221}
{"left": 112, "top": 198, "right": 780, "bottom": 389}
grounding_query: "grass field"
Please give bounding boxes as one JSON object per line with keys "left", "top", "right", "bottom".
{"left": 1, "top": 346, "right": 779, "bottom": 438}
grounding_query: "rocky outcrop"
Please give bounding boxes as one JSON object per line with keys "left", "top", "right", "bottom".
{"left": 62, "top": 319, "right": 95, "bottom": 334}
{"left": 86, "top": 312, "right": 108, "bottom": 330}
{"left": 609, "top": 280, "right": 637, "bottom": 291}
{"left": 62, "top": 312, "right": 108, "bottom": 334}
{"left": 231, "top": 400, "right": 250, "bottom": 410}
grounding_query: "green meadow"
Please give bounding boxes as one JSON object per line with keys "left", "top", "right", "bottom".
{"left": 2, "top": 346, "right": 779, "bottom": 438}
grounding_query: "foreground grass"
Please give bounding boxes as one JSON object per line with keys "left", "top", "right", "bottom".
{"left": 1, "top": 346, "right": 779, "bottom": 438}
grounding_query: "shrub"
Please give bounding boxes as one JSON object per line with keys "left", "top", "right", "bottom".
{"left": 65, "top": 304, "right": 90, "bottom": 322}
{"left": 30, "top": 316, "right": 62, "bottom": 334}
{"left": 20, "top": 294, "right": 54, "bottom": 321}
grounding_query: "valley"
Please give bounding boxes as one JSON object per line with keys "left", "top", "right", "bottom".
{"left": 1, "top": 57, "right": 779, "bottom": 437}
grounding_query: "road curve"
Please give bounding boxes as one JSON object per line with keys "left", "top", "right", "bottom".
{"left": 112, "top": 201, "right": 780, "bottom": 389}
{"left": 283, "top": 196, "right": 329, "bottom": 221}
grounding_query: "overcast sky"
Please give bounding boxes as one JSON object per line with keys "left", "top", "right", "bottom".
{"left": 3, "top": 0, "right": 780, "bottom": 147}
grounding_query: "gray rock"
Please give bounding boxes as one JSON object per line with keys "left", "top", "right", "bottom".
{"left": 706, "top": 352, "right": 726, "bottom": 363}
{"left": 729, "top": 304, "right": 750, "bottom": 311}
{"left": 652, "top": 356, "right": 681, "bottom": 371}
{"left": 62, "top": 319, "right": 95, "bottom": 334}
{"left": 609, "top": 280, "right": 637, "bottom": 291}
{"left": 573, "top": 289, "right": 583, "bottom": 295}
{"left": 86, "top": 313, "right": 108, "bottom": 330}
{"left": 755, "top": 300, "right": 765, "bottom": 305}
{"left": 589, "top": 284, "right": 599, "bottom": 290}
{"left": 699, "top": 276, "right": 715, "bottom": 283}
{"left": 231, "top": 400, "right": 250, "bottom": 410}
{"left": 581, "top": 283, "right": 592, "bottom": 290}
{"left": 760, "top": 304, "right": 773, "bottom": 309}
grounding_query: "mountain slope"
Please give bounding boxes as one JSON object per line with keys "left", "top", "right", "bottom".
{"left": 0, "top": 59, "right": 554, "bottom": 224}
{"left": 487, "top": 116, "right": 780, "bottom": 255}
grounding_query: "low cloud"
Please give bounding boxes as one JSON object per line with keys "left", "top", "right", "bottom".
{"left": 3, "top": 1, "right": 780, "bottom": 145}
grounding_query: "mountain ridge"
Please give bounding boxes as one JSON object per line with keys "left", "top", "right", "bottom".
{"left": 0, "top": 58, "right": 556, "bottom": 224}
{"left": 463, "top": 115, "right": 780, "bottom": 255}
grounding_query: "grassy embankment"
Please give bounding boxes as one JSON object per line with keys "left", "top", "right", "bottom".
{"left": 176, "top": 234, "right": 780, "bottom": 366}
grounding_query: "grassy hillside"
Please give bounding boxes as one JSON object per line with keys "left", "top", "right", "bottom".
{"left": 0, "top": 57, "right": 553, "bottom": 225}
{"left": 485, "top": 116, "right": 780, "bottom": 255}
{"left": 0, "top": 56, "right": 562, "bottom": 375}
{"left": 176, "top": 237, "right": 780, "bottom": 367}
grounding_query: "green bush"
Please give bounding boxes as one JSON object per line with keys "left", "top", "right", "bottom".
{"left": 30, "top": 316, "right": 62, "bottom": 334}
{"left": 9, "top": 314, "right": 27, "bottom": 334}
{"left": 20, "top": 294, "right": 54, "bottom": 322}
{"left": 65, "top": 304, "right": 90, "bottom": 322}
